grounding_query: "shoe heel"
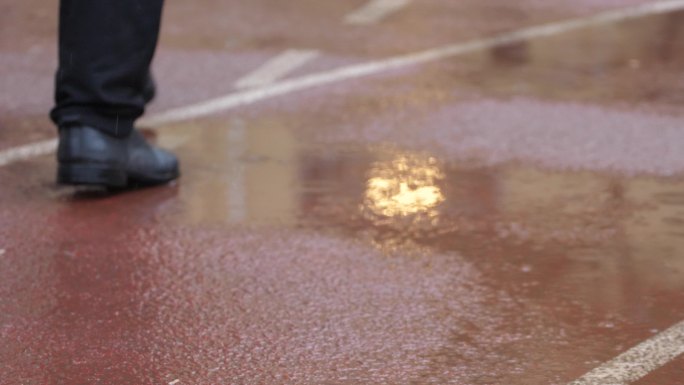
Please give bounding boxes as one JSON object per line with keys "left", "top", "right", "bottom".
{"left": 57, "top": 163, "right": 127, "bottom": 187}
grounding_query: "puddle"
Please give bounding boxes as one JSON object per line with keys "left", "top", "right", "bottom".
{"left": 158, "top": 117, "right": 684, "bottom": 290}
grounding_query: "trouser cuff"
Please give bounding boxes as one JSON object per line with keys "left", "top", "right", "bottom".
{"left": 51, "top": 107, "right": 136, "bottom": 138}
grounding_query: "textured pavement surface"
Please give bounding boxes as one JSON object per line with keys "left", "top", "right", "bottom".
{"left": 2, "top": 1, "right": 684, "bottom": 384}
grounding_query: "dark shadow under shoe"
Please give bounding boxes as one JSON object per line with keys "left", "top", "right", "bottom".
{"left": 57, "top": 126, "right": 179, "bottom": 188}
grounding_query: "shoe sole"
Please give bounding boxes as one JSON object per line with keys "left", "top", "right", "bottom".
{"left": 128, "top": 168, "right": 180, "bottom": 186}
{"left": 57, "top": 163, "right": 128, "bottom": 188}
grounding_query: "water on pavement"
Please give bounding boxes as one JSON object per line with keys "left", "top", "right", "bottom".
{"left": 2, "top": 2, "right": 684, "bottom": 384}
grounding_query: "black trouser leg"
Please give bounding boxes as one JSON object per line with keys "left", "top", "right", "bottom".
{"left": 51, "top": 0, "right": 164, "bottom": 138}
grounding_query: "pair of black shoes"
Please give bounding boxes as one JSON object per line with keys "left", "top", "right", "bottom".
{"left": 57, "top": 125, "right": 179, "bottom": 188}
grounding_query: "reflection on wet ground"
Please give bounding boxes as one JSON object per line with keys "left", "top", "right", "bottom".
{"left": 450, "top": 10, "right": 684, "bottom": 109}
{"left": 163, "top": 116, "right": 684, "bottom": 283}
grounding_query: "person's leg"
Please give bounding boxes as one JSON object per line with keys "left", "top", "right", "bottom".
{"left": 51, "top": 0, "right": 164, "bottom": 137}
{"left": 53, "top": 0, "right": 178, "bottom": 188}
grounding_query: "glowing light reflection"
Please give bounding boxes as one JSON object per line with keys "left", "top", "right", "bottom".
{"left": 364, "top": 154, "right": 445, "bottom": 217}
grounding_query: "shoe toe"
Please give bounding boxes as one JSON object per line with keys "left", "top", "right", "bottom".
{"left": 125, "top": 129, "right": 180, "bottom": 185}
{"left": 154, "top": 147, "right": 180, "bottom": 176}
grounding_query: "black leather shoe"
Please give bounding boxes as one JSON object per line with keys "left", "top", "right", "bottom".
{"left": 57, "top": 125, "right": 179, "bottom": 188}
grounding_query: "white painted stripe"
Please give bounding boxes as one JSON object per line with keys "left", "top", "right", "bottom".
{"left": 234, "top": 49, "right": 320, "bottom": 89}
{"left": 567, "top": 320, "right": 684, "bottom": 385}
{"left": 345, "top": 0, "right": 411, "bottom": 25}
{"left": 3, "top": 0, "right": 684, "bottom": 168}
{"left": 0, "top": 139, "right": 57, "bottom": 167}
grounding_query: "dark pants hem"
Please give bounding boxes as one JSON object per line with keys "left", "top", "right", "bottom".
{"left": 51, "top": 107, "right": 137, "bottom": 138}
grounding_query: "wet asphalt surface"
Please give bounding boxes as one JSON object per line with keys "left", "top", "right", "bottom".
{"left": 3, "top": 1, "right": 684, "bottom": 384}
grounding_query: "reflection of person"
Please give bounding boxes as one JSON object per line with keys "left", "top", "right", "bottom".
{"left": 52, "top": 1, "right": 178, "bottom": 188}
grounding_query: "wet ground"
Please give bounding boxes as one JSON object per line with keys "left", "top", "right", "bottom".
{"left": 2, "top": 1, "right": 684, "bottom": 384}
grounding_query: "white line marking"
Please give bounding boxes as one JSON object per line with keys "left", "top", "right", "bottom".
{"left": 0, "top": 139, "right": 57, "bottom": 167}
{"left": 3, "top": 0, "right": 684, "bottom": 168}
{"left": 567, "top": 320, "right": 684, "bottom": 385}
{"left": 345, "top": 0, "right": 411, "bottom": 25}
{"left": 168, "top": 380, "right": 180, "bottom": 385}
{"left": 234, "top": 49, "right": 320, "bottom": 89}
